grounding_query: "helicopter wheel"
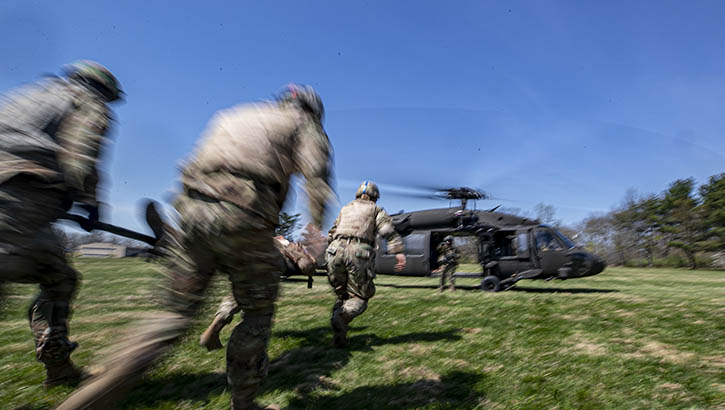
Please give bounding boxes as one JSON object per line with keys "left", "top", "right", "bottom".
{"left": 481, "top": 275, "right": 501, "bottom": 292}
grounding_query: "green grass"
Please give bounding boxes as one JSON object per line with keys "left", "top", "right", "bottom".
{"left": 1, "top": 259, "right": 724, "bottom": 409}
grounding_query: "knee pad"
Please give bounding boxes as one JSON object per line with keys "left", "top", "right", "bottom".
{"left": 340, "top": 297, "right": 368, "bottom": 322}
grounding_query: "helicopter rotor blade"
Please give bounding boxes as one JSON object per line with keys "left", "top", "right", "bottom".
{"left": 382, "top": 189, "right": 441, "bottom": 200}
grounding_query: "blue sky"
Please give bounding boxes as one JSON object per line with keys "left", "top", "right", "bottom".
{"left": 1, "top": 1, "right": 724, "bottom": 233}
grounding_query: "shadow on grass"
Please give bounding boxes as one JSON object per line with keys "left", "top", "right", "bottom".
{"left": 287, "top": 370, "right": 485, "bottom": 410}
{"left": 121, "top": 328, "right": 463, "bottom": 409}
{"left": 509, "top": 286, "right": 618, "bottom": 294}
{"left": 377, "top": 282, "right": 619, "bottom": 294}
{"left": 376, "top": 283, "right": 482, "bottom": 291}
{"left": 265, "top": 327, "right": 463, "bottom": 393}
{"left": 120, "top": 371, "right": 229, "bottom": 408}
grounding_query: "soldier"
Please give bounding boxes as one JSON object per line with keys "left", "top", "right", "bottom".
{"left": 436, "top": 235, "right": 460, "bottom": 291}
{"left": 0, "top": 61, "right": 122, "bottom": 387}
{"left": 326, "top": 181, "right": 406, "bottom": 348}
{"left": 200, "top": 236, "right": 317, "bottom": 351}
{"left": 56, "top": 84, "right": 334, "bottom": 410}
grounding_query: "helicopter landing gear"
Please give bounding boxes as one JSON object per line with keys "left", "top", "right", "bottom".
{"left": 481, "top": 275, "right": 501, "bottom": 292}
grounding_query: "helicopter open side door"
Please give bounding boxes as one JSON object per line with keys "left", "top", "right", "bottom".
{"left": 375, "top": 232, "right": 431, "bottom": 275}
{"left": 484, "top": 228, "right": 536, "bottom": 277}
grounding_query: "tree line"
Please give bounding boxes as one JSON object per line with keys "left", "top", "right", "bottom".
{"left": 576, "top": 173, "right": 725, "bottom": 269}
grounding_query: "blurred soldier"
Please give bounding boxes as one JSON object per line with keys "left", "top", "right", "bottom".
{"left": 0, "top": 61, "right": 122, "bottom": 387}
{"left": 436, "top": 235, "right": 459, "bottom": 291}
{"left": 326, "top": 181, "right": 406, "bottom": 348}
{"left": 56, "top": 84, "right": 333, "bottom": 410}
{"left": 200, "top": 236, "right": 317, "bottom": 351}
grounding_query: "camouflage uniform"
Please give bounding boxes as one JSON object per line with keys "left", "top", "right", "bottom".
{"left": 201, "top": 237, "right": 318, "bottom": 350}
{"left": 56, "top": 96, "right": 333, "bottom": 410}
{"left": 326, "top": 191, "right": 405, "bottom": 347}
{"left": 436, "top": 240, "right": 459, "bottom": 291}
{"left": 0, "top": 73, "right": 114, "bottom": 386}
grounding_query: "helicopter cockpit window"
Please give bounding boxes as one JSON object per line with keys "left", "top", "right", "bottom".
{"left": 552, "top": 229, "right": 576, "bottom": 249}
{"left": 535, "top": 229, "right": 564, "bottom": 251}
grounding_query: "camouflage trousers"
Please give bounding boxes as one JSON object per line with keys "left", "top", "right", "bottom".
{"left": 56, "top": 191, "right": 282, "bottom": 410}
{"left": 439, "top": 264, "right": 457, "bottom": 290}
{"left": 326, "top": 238, "right": 375, "bottom": 333}
{"left": 0, "top": 176, "right": 80, "bottom": 370}
{"left": 214, "top": 294, "right": 243, "bottom": 327}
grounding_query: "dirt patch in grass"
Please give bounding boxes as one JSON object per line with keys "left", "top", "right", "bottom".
{"left": 568, "top": 333, "right": 607, "bottom": 356}
{"left": 612, "top": 309, "right": 636, "bottom": 318}
{"left": 611, "top": 295, "right": 650, "bottom": 303}
{"left": 399, "top": 365, "right": 440, "bottom": 381}
{"left": 573, "top": 341, "right": 607, "bottom": 356}
{"left": 408, "top": 343, "right": 434, "bottom": 355}
{"left": 443, "top": 358, "right": 470, "bottom": 368}
{"left": 704, "top": 356, "right": 725, "bottom": 368}
{"left": 658, "top": 383, "right": 683, "bottom": 390}
{"left": 625, "top": 341, "right": 695, "bottom": 364}
{"left": 557, "top": 313, "right": 592, "bottom": 321}
{"left": 485, "top": 364, "right": 504, "bottom": 372}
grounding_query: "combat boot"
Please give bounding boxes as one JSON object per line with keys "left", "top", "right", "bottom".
{"left": 44, "top": 360, "right": 89, "bottom": 388}
{"left": 200, "top": 313, "right": 227, "bottom": 351}
{"left": 330, "top": 311, "right": 348, "bottom": 348}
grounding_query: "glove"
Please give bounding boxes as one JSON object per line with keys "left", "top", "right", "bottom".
{"left": 79, "top": 204, "right": 99, "bottom": 232}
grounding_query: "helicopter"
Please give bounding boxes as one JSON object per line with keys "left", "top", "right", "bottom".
{"left": 61, "top": 189, "right": 605, "bottom": 293}
{"left": 371, "top": 186, "right": 607, "bottom": 291}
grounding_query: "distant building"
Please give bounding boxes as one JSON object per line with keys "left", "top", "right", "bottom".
{"left": 75, "top": 242, "right": 150, "bottom": 258}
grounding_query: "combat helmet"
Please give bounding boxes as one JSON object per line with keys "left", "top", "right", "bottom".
{"left": 278, "top": 83, "right": 324, "bottom": 121}
{"left": 355, "top": 180, "right": 380, "bottom": 202}
{"left": 443, "top": 235, "right": 454, "bottom": 244}
{"left": 63, "top": 60, "right": 123, "bottom": 102}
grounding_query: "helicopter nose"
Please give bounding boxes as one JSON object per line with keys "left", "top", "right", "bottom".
{"left": 587, "top": 255, "right": 606, "bottom": 276}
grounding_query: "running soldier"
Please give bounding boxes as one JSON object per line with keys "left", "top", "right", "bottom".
{"left": 56, "top": 84, "right": 334, "bottom": 410}
{"left": 200, "top": 236, "right": 317, "bottom": 351}
{"left": 0, "top": 61, "right": 122, "bottom": 387}
{"left": 326, "top": 181, "right": 406, "bottom": 347}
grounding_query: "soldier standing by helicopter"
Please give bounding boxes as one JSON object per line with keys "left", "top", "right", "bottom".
{"left": 326, "top": 181, "right": 406, "bottom": 347}
{"left": 436, "top": 235, "right": 460, "bottom": 291}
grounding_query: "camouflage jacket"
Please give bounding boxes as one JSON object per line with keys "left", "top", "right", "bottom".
{"left": 436, "top": 242, "right": 460, "bottom": 266}
{"left": 181, "top": 102, "right": 333, "bottom": 226}
{"left": 0, "top": 77, "right": 112, "bottom": 205}
{"left": 328, "top": 198, "right": 405, "bottom": 254}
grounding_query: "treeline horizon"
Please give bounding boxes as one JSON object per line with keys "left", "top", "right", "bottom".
{"left": 565, "top": 173, "right": 724, "bottom": 269}
{"left": 57, "top": 173, "right": 725, "bottom": 270}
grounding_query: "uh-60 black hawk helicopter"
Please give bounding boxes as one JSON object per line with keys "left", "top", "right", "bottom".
{"left": 371, "top": 186, "right": 607, "bottom": 291}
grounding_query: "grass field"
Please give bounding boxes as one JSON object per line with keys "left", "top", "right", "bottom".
{"left": 1, "top": 260, "right": 723, "bottom": 409}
